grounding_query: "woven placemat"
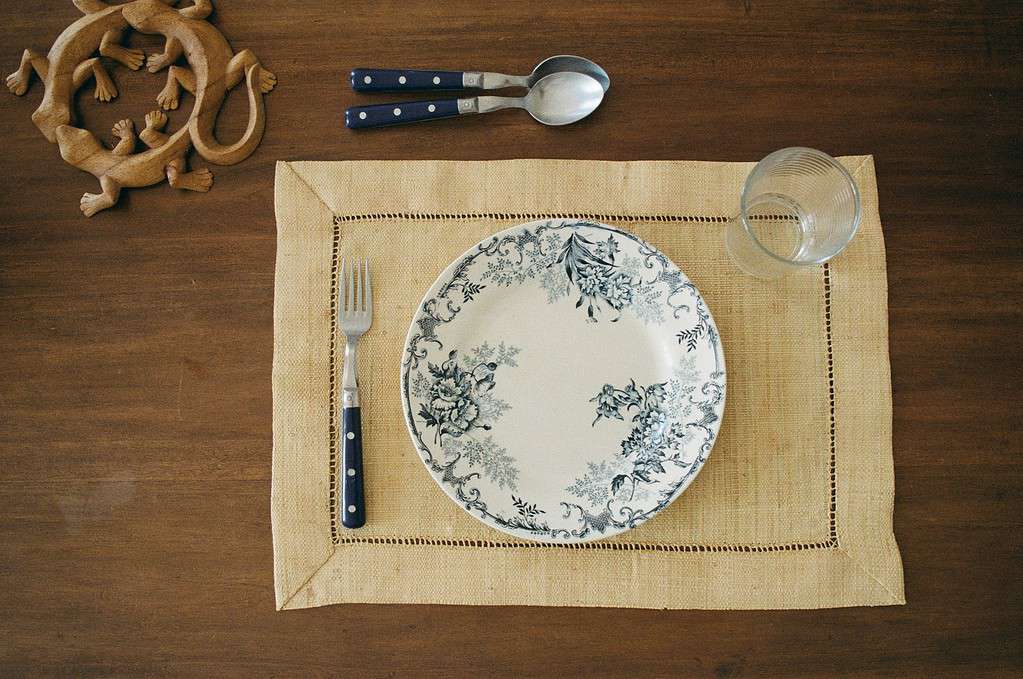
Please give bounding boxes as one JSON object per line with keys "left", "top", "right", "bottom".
{"left": 271, "top": 157, "right": 903, "bottom": 610}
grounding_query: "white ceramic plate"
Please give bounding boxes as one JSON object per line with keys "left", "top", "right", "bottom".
{"left": 401, "top": 219, "right": 726, "bottom": 542}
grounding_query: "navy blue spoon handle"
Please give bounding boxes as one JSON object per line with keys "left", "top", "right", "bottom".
{"left": 351, "top": 69, "right": 465, "bottom": 91}
{"left": 341, "top": 406, "right": 365, "bottom": 528}
{"left": 345, "top": 99, "right": 464, "bottom": 129}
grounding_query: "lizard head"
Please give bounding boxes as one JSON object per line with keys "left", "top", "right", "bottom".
{"left": 55, "top": 125, "right": 103, "bottom": 166}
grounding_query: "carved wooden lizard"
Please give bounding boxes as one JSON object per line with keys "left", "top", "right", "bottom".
{"left": 28, "top": 0, "right": 275, "bottom": 217}
{"left": 56, "top": 108, "right": 215, "bottom": 216}
{"left": 123, "top": 0, "right": 277, "bottom": 165}
{"left": 4, "top": 0, "right": 172, "bottom": 142}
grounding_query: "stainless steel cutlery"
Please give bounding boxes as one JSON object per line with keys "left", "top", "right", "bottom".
{"left": 346, "top": 71, "right": 604, "bottom": 129}
{"left": 345, "top": 55, "right": 609, "bottom": 130}
{"left": 338, "top": 257, "right": 373, "bottom": 528}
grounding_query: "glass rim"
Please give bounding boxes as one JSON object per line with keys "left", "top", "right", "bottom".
{"left": 739, "top": 147, "right": 862, "bottom": 267}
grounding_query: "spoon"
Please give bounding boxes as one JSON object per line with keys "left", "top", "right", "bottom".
{"left": 350, "top": 55, "right": 610, "bottom": 93}
{"left": 345, "top": 71, "right": 605, "bottom": 129}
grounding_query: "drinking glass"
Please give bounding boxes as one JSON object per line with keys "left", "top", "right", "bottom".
{"left": 724, "top": 147, "right": 861, "bottom": 278}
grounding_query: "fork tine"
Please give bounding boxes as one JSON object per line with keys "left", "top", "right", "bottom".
{"left": 346, "top": 257, "right": 354, "bottom": 313}
{"left": 364, "top": 258, "right": 372, "bottom": 316}
{"left": 339, "top": 258, "right": 346, "bottom": 314}
{"left": 355, "top": 257, "right": 363, "bottom": 312}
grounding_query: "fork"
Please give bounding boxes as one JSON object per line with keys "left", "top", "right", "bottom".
{"left": 338, "top": 257, "right": 372, "bottom": 528}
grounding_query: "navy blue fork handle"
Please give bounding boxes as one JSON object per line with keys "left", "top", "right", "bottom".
{"left": 345, "top": 99, "right": 462, "bottom": 129}
{"left": 341, "top": 406, "right": 365, "bottom": 528}
{"left": 351, "top": 69, "right": 464, "bottom": 91}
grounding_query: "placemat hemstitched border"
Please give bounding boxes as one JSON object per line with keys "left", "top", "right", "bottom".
{"left": 327, "top": 212, "right": 839, "bottom": 553}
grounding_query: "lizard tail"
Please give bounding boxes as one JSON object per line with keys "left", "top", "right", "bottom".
{"left": 190, "top": 64, "right": 265, "bottom": 166}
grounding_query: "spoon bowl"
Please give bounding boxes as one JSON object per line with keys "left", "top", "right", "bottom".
{"left": 529, "top": 55, "right": 611, "bottom": 92}
{"left": 522, "top": 72, "right": 605, "bottom": 125}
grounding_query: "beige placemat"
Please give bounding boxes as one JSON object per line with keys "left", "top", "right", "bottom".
{"left": 271, "top": 157, "right": 903, "bottom": 610}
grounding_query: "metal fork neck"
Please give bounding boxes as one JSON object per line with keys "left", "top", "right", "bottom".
{"left": 341, "top": 341, "right": 360, "bottom": 407}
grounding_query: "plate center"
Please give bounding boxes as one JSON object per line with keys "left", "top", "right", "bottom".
{"left": 437, "top": 256, "right": 679, "bottom": 510}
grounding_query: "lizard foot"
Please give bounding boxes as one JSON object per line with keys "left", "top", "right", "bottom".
{"left": 170, "top": 167, "right": 214, "bottom": 193}
{"left": 112, "top": 118, "right": 134, "bottom": 140}
{"left": 259, "top": 68, "right": 277, "bottom": 94}
{"left": 145, "top": 109, "right": 168, "bottom": 131}
{"left": 156, "top": 83, "right": 179, "bottom": 110}
{"left": 147, "top": 52, "right": 174, "bottom": 73}
{"left": 5, "top": 69, "right": 29, "bottom": 96}
{"left": 93, "top": 69, "right": 117, "bottom": 102}
{"left": 80, "top": 191, "right": 114, "bottom": 217}
{"left": 104, "top": 45, "right": 145, "bottom": 71}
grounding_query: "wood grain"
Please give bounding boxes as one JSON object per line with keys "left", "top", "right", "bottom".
{"left": 1, "top": 0, "right": 1021, "bottom": 676}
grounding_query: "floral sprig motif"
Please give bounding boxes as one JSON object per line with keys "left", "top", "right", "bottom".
{"left": 418, "top": 350, "right": 499, "bottom": 442}
{"left": 442, "top": 435, "right": 519, "bottom": 490}
{"left": 591, "top": 380, "right": 690, "bottom": 498}
{"left": 554, "top": 232, "right": 639, "bottom": 322}
{"left": 473, "top": 224, "right": 683, "bottom": 328}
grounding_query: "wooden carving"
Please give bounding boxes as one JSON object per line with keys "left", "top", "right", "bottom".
{"left": 6, "top": 0, "right": 276, "bottom": 217}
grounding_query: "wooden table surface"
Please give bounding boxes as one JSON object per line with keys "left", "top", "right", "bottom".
{"left": 2, "top": 1, "right": 1021, "bottom": 676}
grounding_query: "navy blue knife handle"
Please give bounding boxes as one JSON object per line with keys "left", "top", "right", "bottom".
{"left": 351, "top": 69, "right": 464, "bottom": 91}
{"left": 341, "top": 406, "right": 365, "bottom": 528}
{"left": 345, "top": 99, "right": 461, "bottom": 129}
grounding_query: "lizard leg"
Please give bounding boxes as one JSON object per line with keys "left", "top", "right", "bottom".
{"left": 146, "top": 37, "right": 182, "bottom": 73}
{"left": 226, "top": 49, "right": 276, "bottom": 93}
{"left": 110, "top": 118, "right": 136, "bottom": 156}
{"left": 6, "top": 48, "right": 48, "bottom": 96}
{"left": 179, "top": 0, "right": 213, "bottom": 20}
{"left": 139, "top": 109, "right": 170, "bottom": 148}
{"left": 73, "top": 57, "right": 117, "bottom": 102}
{"left": 99, "top": 29, "right": 144, "bottom": 71}
{"left": 80, "top": 175, "right": 121, "bottom": 217}
{"left": 156, "top": 65, "right": 195, "bottom": 111}
{"left": 167, "top": 157, "right": 214, "bottom": 193}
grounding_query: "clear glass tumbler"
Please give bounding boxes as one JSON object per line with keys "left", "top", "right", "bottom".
{"left": 724, "top": 147, "right": 861, "bottom": 278}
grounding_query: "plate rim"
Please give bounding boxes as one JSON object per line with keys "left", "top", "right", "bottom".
{"left": 399, "top": 218, "right": 727, "bottom": 543}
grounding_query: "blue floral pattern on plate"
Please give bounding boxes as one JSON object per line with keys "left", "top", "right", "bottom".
{"left": 401, "top": 220, "right": 726, "bottom": 542}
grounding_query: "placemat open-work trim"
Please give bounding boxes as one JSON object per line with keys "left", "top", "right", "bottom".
{"left": 327, "top": 212, "right": 840, "bottom": 553}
